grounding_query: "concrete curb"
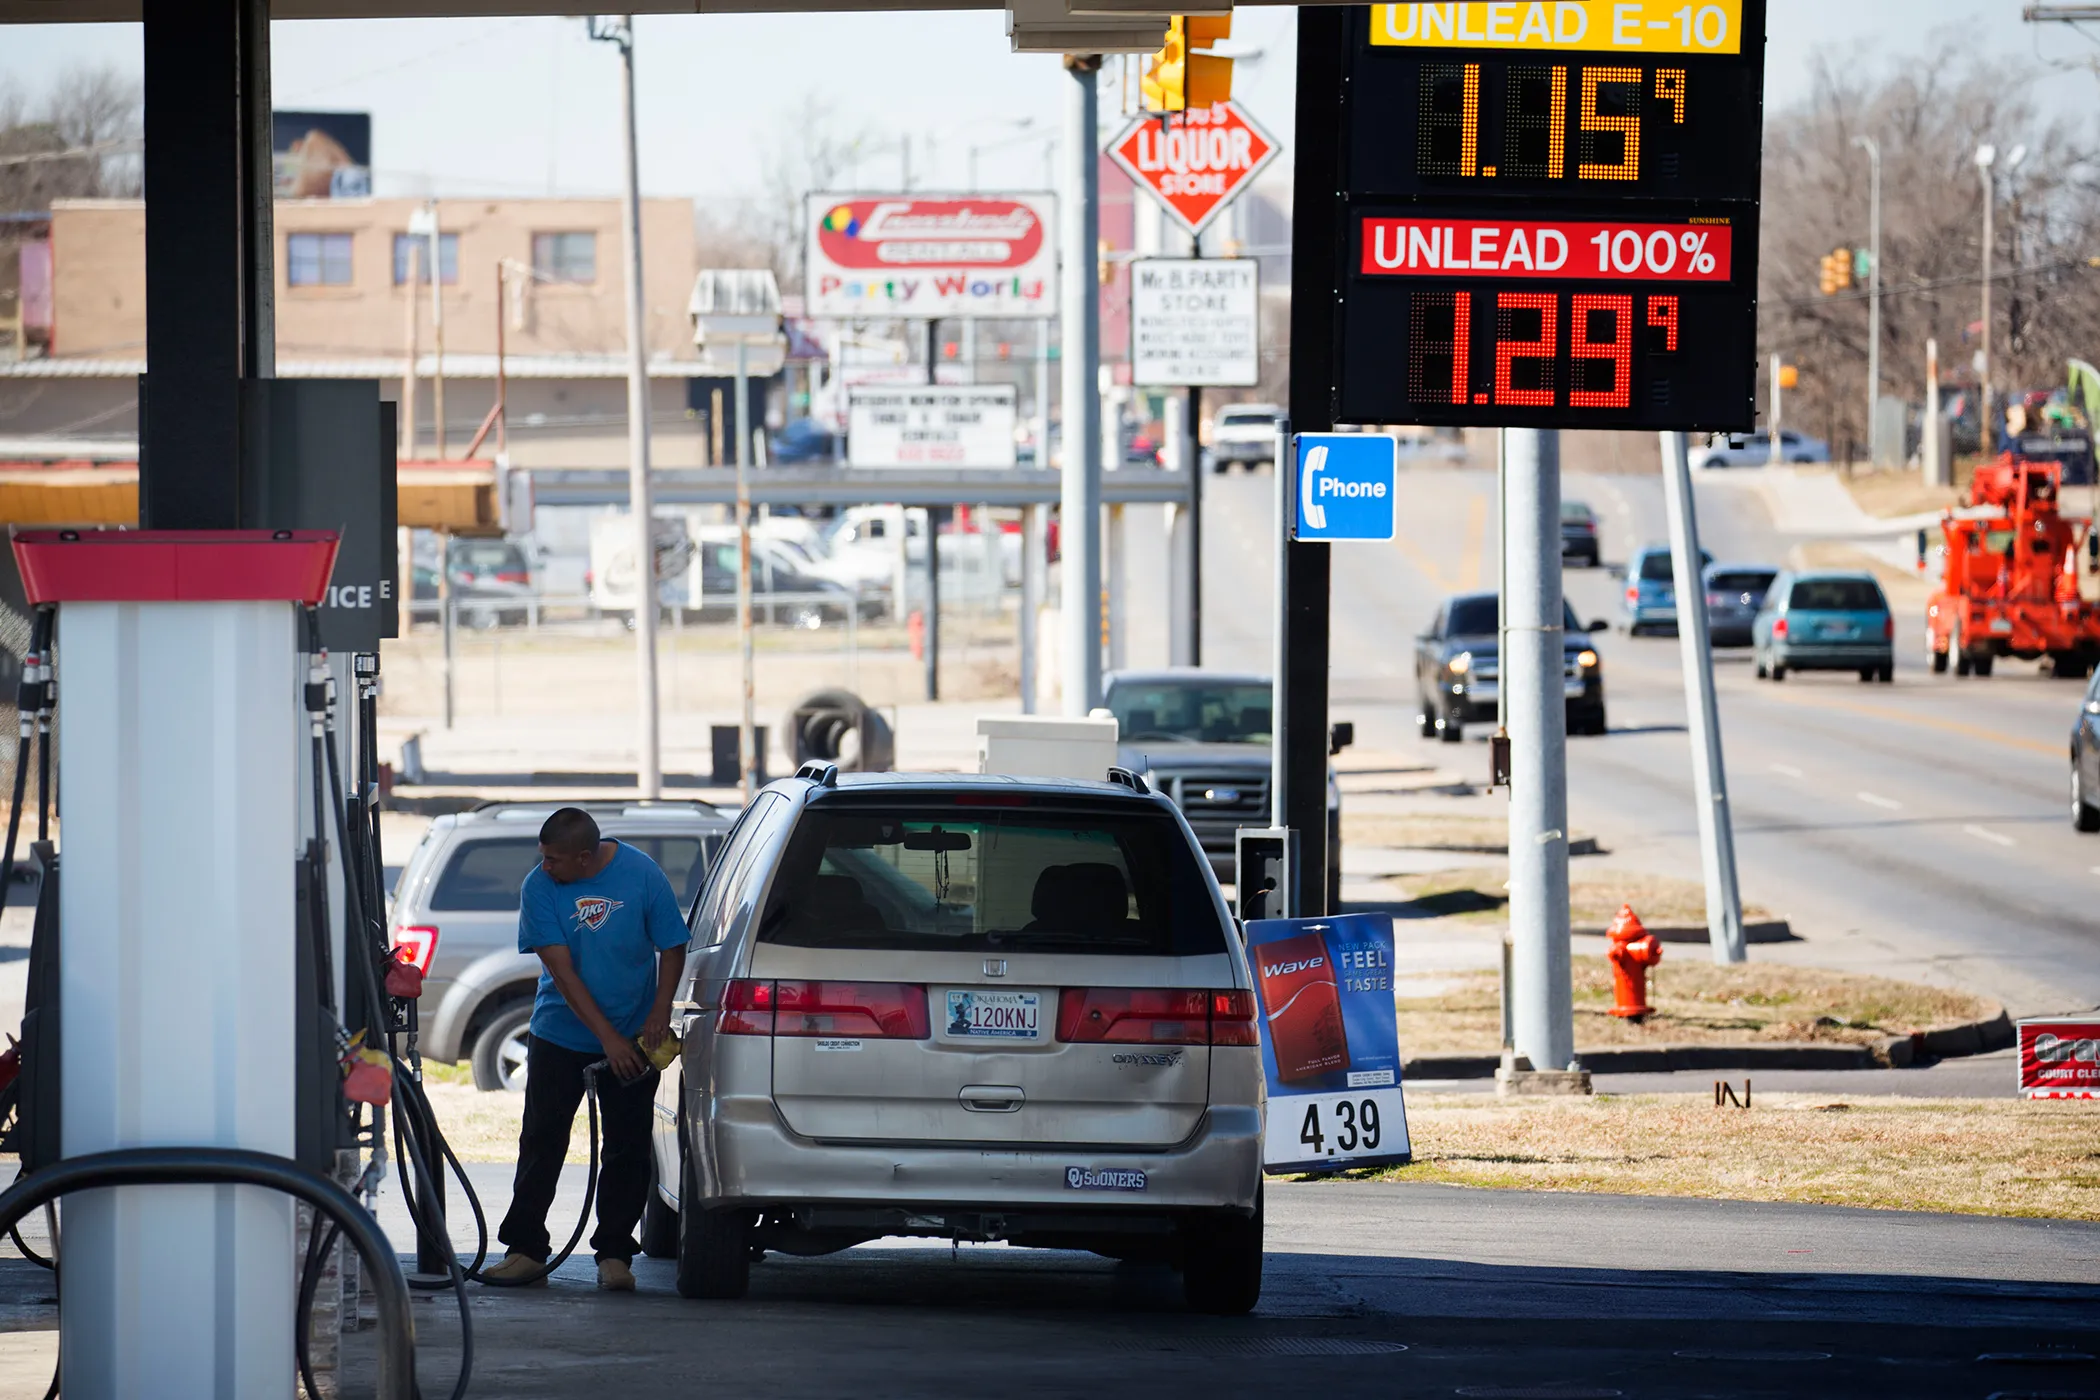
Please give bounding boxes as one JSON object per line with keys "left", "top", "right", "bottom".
{"left": 1397, "top": 835, "right": 1603, "bottom": 857}
{"left": 1570, "top": 918, "right": 1798, "bottom": 944}
{"left": 1401, "top": 1004, "right": 2016, "bottom": 1080}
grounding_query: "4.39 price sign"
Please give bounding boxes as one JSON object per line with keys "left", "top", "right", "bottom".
{"left": 1319, "top": 0, "right": 1766, "bottom": 432}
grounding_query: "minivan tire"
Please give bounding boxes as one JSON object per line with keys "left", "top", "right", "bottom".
{"left": 675, "top": 1148, "right": 752, "bottom": 1299}
{"left": 1181, "top": 1187, "right": 1263, "bottom": 1315}
{"left": 470, "top": 999, "right": 535, "bottom": 1093}
{"left": 640, "top": 1148, "right": 680, "bottom": 1260}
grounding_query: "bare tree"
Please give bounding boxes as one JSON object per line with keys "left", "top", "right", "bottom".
{"left": 752, "top": 95, "right": 887, "bottom": 293}
{"left": 0, "top": 65, "right": 143, "bottom": 211}
{"left": 1758, "top": 39, "right": 2100, "bottom": 457}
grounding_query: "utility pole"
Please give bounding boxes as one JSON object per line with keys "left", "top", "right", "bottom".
{"left": 925, "top": 318, "right": 942, "bottom": 702}
{"left": 1504, "top": 428, "right": 1574, "bottom": 1076}
{"left": 1060, "top": 54, "right": 1104, "bottom": 716}
{"left": 736, "top": 338, "right": 756, "bottom": 798}
{"left": 593, "top": 13, "right": 660, "bottom": 798}
{"left": 1661, "top": 431, "right": 1746, "bottom": 963}
{"left": 1186, "top": 238, "right": 1204, "bottom": 666}
{"left": 428, "top": 205, "right": 446, "bottom": 458}
{"left": 400, "top": 236, "right": 420, "bottom": 460}
{"left": 1854, "top": 135, "right": 1881, "bottom": 463}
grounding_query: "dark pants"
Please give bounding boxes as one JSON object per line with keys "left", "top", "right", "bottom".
{"left": 498, "top": 1035, "right": 660, "bottom": 1265}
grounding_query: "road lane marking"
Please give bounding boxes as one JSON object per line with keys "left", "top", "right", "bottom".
{"left": 1856, "top": 791, "right": 1902, "bottom": 810}
{"left": 1963, "top": 824, "right": 2016, "bottom": 847}
{"left": 1770, "top": 763, "right": 1803, "bottom": 778}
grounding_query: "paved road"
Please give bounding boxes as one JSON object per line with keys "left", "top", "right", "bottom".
{"left": 1187, "top": 464, "right": 2100, "bottom": 1018}
{"left": 51, "top": 1164, "right": 2067, "bottom": 1398}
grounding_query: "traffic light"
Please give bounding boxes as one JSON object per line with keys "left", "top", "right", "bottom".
{"left": 1818, "top": 248, "right": 1855, "bottom": 295}
{"left": 1142, "top": 16, "right": 1233, "bottom": 112}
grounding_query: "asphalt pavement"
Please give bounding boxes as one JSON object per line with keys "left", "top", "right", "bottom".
{"left": 1187, "top": 462, "right": 2100, "bottom": 1020}
{"left": 270, "top": 1164, "right": 2100, "bottom": 1397}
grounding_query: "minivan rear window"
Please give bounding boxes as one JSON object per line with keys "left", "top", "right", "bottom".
{"left": 758, "top": 805, "right": 1224, "bottom": 957}
{"left": 430, "top": 835, "right": 714, "bottom": 912}
{"left": 1788, "top": 578, "right": 1885, "bottom": 612}
{"left": 1709, "top": 570, "right": 1775, "bottom": 596}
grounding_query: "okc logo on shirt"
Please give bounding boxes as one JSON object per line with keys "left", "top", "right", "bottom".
{"left": 573, "top": 897, "right": 624, "bottom": 931}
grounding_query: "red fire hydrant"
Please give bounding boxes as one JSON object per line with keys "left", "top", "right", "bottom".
{"left": 1606, "top": 903, "right": 1664, "bottom": 1021}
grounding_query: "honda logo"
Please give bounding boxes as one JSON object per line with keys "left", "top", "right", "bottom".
{"left": 983, "top": 958, "right": 1007, "bottom": 978}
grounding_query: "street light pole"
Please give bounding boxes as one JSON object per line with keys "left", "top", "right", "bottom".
{"left": 1853, "top": 135, "right": 1880, "bottom": 463}
{"left": 594, "top": 13, "right": 661, "bottom": 798}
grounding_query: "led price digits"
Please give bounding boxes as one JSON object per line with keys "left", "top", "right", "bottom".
{"left": 1408, "top": 290, "right": 1681, "bottom": 410}
{"left": 1420, "top": 60, "right": 1688, "bottom": 183}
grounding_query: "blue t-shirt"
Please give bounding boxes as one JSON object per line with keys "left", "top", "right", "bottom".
{"left": 518, "top": 841, "right": 689, "bottom": 1054}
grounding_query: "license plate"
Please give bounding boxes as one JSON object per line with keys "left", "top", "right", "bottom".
{"left": 1816, "top": 624, "right": 1855, "bottom": 639}
{"left": 940, "top": 989, "right": 1042, "bottom": 1041}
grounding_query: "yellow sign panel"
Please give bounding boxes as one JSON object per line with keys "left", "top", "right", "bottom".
{"left": 1371, "top": 2, "right": 1744, "bottom": 56}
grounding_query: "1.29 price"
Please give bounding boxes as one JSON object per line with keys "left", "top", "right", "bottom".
{"left": 1407, "top": 288, "right": 1680, "bottom": 411}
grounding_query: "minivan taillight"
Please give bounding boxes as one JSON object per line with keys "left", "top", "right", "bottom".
{"left": 720, "top": 979, "right": 930, "bottom": 1039}
{"left": 1773, "top": 617, "right": 1788, "bottom": 638}
{"left": 1058, "top": 988, "right": 1257, "bottom": 1047}
{"left": 1883, "top": 615, "right": 1895, "bottom": 640}
{"left": 721, "top": 978, "right": 776, "bottom": 1035}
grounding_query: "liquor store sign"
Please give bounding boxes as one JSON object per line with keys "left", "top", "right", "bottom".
{"left": 1315, "top": 0, "right": 1767, "bottom": 432}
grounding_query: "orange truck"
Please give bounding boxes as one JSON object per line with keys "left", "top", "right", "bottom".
{"left": 1925, "top": 453, "right": 2100, "bottom": 678}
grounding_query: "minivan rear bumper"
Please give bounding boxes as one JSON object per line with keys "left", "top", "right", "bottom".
{"left": 690, "top": 1089, "right": 1264, "bottom": 1216}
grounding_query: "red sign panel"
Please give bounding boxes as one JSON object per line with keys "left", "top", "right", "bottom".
{"left": 1359, "top": 218, "right": 1734, "bottom": 282}
{"left": 1108, "top": 101, "right": 1282, "bottom": 237}
{"left": 813, "top": 198, "right": 1045, "bottom": 271}
{"left": 2019, "top": 1019, "right": 2100, "bottom": 1099}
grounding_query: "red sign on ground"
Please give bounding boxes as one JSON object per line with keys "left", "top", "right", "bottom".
{"left": 2018, "top": 1018, "right": 2100, "bottom": 1099}
{"left": 1108, "top": 101, "right": 1282, "bottom": 237}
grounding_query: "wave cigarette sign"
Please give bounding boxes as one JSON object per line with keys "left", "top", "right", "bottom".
{"left": 805, "top": 194, "right": 1057, "bottom": 320}
{"left": 1109, "top": 101, "right": 1282, "bottom": 237}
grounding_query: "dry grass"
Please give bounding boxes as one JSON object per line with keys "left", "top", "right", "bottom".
{"left": 1358, "top": 1092, "right": 2100, "bottom": 1221}
{"left": 1838, "top": 465, "right": 1968, "bottom": 520}
{"left": 420, "top": 1077, "right": 595, "bottom": 1165}
{"left": 1343, "top": 813, "right": 1596, "bottom": 853}
{"left": 1397, "top": 955, "right": 1991, "bottom": 1054}
{"left": 1384, "top": 866, "right": 1773, "bottom": 928}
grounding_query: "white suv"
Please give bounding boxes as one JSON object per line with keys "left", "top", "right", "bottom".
{"left": 1209, "top": 403, "right": 1283, "bottom": 473}
{"left": 642, "top": 768, "right": 1266, "bottom": 1313}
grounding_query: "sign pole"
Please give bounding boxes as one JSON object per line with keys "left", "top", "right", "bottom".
{"left": 1503, "top": 426, "right": 1575, "bottom": 1076}
{"left": 1661, "top": 429, "right": 1746, "bottom": 963}
{"left": 1187, "top": 243, "right": 1204, "bottom": 666}
{"left": 925, "top": 318, "right": 942, "bottom": 703}
{"left": 736, "top": 338, "right": 757, "bottom": 800}
{"left": 1061, "top": 55, "right": 1104, "bottom": 716}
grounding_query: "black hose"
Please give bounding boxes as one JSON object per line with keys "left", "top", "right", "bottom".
{"left": 296, "top": 1216, "right": 341, "bottom": 1400}
{"left": 9, "top": 1220, "right": 50, "bottom": 1269}
{"left": 0, "top": 608, "right": 54, "bottom": 909}
{"left": 0, "top": 1146, "right": 417, "bottom": 1400}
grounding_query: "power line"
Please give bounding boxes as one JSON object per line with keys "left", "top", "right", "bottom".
{"left": 1777, "top": 253, "right": 2099, "bottom": 310}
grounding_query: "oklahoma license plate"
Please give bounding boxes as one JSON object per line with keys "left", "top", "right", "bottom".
{"left": 941, "top": 989, "right": 1041, "bottom": 1041}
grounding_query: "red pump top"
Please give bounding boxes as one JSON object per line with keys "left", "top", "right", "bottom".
{"left": 10, "top": 529, "right": 340, "bottom": 608}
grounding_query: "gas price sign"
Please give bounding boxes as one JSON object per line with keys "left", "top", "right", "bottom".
{"left": 1321, "top": 0, "right": 1766, "bottom": 432}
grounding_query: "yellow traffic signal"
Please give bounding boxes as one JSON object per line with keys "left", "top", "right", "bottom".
{"left": 1831, "top": 247, "right": 1853, "bottom": 291}
{"left": 1777, "top": 364, "right": 1799, "bottom": 390}
{"left": 1142, "top": 16, "right": 1232, "bottom": 112}
{"left": 1185, "top": 16, "right": 1233, "bottom": 109}
{"left": 1142, "top": 18, "right": 1188, "bottom": 112}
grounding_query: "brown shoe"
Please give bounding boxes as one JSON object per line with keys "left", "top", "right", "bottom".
{"left": 597, "top": 1258, "right": 636, "bottom": 1292}
{"left": 480, "top": 1252, "right": 548, "bottom": 1287}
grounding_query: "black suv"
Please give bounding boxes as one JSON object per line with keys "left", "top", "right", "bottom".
{"left": 1102, "top": 670, "right": 1349, "bottom": 909}
{"left": 1414, "top": 593, "right": 1609, "bottom": 743}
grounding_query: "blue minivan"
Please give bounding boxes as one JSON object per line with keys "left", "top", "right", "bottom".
{"left": 1622, "top": 544, "right": 1712, "bottom": 636}
{"left": 1753, "top": 571, "right": 1895, "bottom": 682}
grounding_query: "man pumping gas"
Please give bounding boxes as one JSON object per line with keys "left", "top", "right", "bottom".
{"left": 481, "top": 806, "right": 687, "bottom": 1291}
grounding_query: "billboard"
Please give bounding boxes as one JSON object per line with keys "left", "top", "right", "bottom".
{"left": 272, "top": 110, "right": 372, "bottom": 199}
{"left": 848, "top": 386, "right": 1018, "bottom": 467}
{"left": 807, "top": 194, "right": 1057, "bottom": 320}
{"left": 1245, "top": 912, "right": 1412, "bottom": 1173}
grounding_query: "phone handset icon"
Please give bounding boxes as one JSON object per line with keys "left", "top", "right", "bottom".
{"left": 1300, "top": 444, "right": 1328, "bottom": 531}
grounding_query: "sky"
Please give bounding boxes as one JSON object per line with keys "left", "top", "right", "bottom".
{"left": 0, "top": 1, "right": 2092, "bottom": 207}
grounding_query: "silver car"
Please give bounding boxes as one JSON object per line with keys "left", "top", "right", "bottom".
{"left": 390, "top": 800, "right": 733, "bottom": 1089}
{"left": 642, "top": 768, "right": 1266, "bottom": 1313}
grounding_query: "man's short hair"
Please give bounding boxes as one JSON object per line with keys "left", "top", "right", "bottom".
{"left": 539, "top": 807, "right": 601, "bottom": 852}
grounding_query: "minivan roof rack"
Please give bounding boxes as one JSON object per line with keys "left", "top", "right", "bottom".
{"left": 1105, "top": 767, "right": 1151, "bottom": 795}
{"left": 794, "top": 761, "right": 840, "bottom": 787}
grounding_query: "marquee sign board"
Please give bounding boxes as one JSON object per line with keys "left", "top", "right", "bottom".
{"left": 1318, "top": 0, "right": 1767, "bottom": 433}
{"left": 805, "top": 194, "right": 1057, "bottom": 320}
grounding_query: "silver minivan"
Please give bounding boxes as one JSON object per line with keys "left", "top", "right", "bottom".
{"left": 390, "top": 800, "right": 734, "bottom": 1089}
{"left": 642, "top": 769, "right": 1266, "bottom": 1313}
